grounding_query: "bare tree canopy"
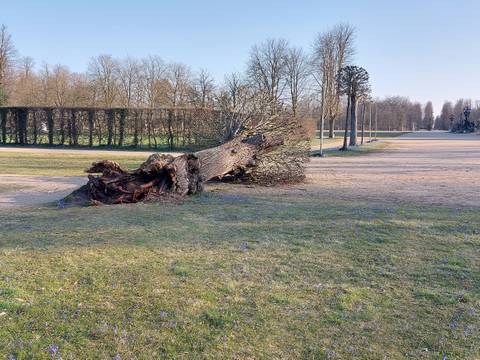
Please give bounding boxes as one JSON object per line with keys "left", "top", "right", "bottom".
{"left": 423, "top": 101, "right": 434, "bottom": 131}
{"left": 284, "top": 47, "right": 309, "bottom": 116}
{"left": 0, "top": 24, "right": 17, "bottom": 104}
{"left": 247, "top": 38, "right": 289, "bottom": 115}
{"left": 312, "top": 23, "right": 355, "bottom": 138}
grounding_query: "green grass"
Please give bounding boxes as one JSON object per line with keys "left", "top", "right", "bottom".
{"left": 316, "top": 130, "right": 411, "bottom": 138}
{"left": 0, "top": 194, "right": 479, "bottom": 358}
{"left": 311, "top": 140, "right": 390, "bottom": 157}
{"left": 0, "top": 152, "right": 150, "bottom": 176}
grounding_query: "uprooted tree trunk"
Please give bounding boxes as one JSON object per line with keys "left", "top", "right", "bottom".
{"left": 63, "top": 116, "right": 309, "bottom": 206}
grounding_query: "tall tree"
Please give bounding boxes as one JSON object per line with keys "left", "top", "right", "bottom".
{"left": 338, "top": 65, "right": 370, "bottom": 148}
{"left": 423, "top": 101, "right": 434, "bottom": 130}
{"left": 438, "top": 101, "right": 453, "bottom": 130}
{"left": 193, "top": 68, "right": 215, "bottom": 108}
{"left": 247, "top": 38, "right": 288, "bottom": 115}
{"left": 284, "top": 46, "right": 308, "bottom": 116}
{"left": 141, "top": 55, "right": 166, "bottom": 108}
{"left": 88, "top": 54, "right": 118, "bottom": 107}
{"left": 116, "top": 57, "right": 140, "bottom": 108}
{"left": 0, "top": 25, "right": 17, "bottom": 105}
{"left": 312, "top": 23, "right": 355, "bottom": 138}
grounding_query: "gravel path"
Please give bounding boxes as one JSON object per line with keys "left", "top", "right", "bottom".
{"left": 304, "top": 131, "right": 480, "bottom": 207}
{"left": 0, "top": 175, "right": 84, "bottom": 208}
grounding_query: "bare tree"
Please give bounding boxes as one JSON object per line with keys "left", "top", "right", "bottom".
{"left": 141, "top": 55, "right": 166, "bottom": 108}
{"left": 311, "top": 31, "right": 335, "bottom": 155}
{"left": 88, "top": 54, "right": 118, "bottom": 107}
{"left": 214, "top": 72, "right": 252, "bottom": 141}
{"left": 438, "top": 101, "right": 453, "bottom": 130}
{"left": 51, "top": 64, "right": 70, "bottom": 107}
{"left": 247, "top": 38, "right": 288, "bottom": 115}
{"left": 0, "top": 24, "right": 17, "bottom": 104}
{"left": 166, "top": 62, "right": 192, "bottom": 107}
{"left": 312, "top": 24, "right": 355, "bottom": 138}
{"left": 14, "top": 56, "right": 37, "bottom": 105}
{"left": 284, "top": 46, "right": 309, "bottom": 116}
{"left": 193, "top": 68, "right": 215, "bottom": 108}
{"left": 423, "top": 101, "right": 434, "bottom": 130}
{"left": 116, "top": 57, "right": 140, "bottom": 108}
{"left": 166, "top": 62, "right": 192, "bottom": 148}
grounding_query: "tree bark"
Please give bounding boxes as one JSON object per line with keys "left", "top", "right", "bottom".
{"left": 47, "top": 109, "right": 54, "bottom": 145}
{"left": 63, "top": 116, "right": 309, "bottom": 206}
{"left": 0, "top": 109, "right": 6, "bottom": 144}
{"left": 17, "top": 108, "right": 28, "bottom": 145}
{"left": 118, "top": 109, "right": 126, "bottom": 146}
{"left": 349, "top": 95, "right": 357, "bottom": 146}
{"left": 88, "top": 110, "right": 94, "bottom": 147}
{"left": 60, "top": 110, "right": 65, "bottom": 145}
{"left": 107, "top": 109, "right": 114, "bottom": 146}
{"left": 341, "top": 96, "right": 350, "bottom": 151}
{"left": 361, "top": 102, "right": 366, "bottom": 145}
{"left": 328, "top": 118, "right": 335, "bottom": 138}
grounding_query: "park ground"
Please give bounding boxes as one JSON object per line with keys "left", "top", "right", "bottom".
{"left": 0, "top": 131, "right": 479, "bottom": 358}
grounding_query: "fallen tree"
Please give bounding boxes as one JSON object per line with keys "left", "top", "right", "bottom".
{"left": 63, "top": 116, "right": 309, "bottom": 206}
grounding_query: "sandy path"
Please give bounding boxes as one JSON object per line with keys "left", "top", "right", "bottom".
{"left": 302, "top": 131, "right": 479, "bottom": 207}
{"left": 0, "top": 175, "right": 84, "bottom": 208}
{"left": 212, "top": 131, "right": 480, "bottom": 208}
{"left": 0, "top": 131, "right": 478, "bottom": 208}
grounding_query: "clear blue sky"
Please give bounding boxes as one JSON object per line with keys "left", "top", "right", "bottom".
{"left": 2, "top": 0, "right": 479, "bottom": 113}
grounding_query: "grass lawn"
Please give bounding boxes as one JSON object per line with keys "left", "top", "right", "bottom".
{"left": 0, "top": 151, "right": 150, "bottom": 176}
{"left": 311, "top": 140, "right": 390, "bottom": 157}
{"left": 0, "top": 194, "right": 479, "bottom": 358}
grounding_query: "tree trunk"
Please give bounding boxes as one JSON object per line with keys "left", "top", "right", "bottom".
{"left": 167, "top": 110, "right": 174, "bottom": 150}
{"left": 88, "top": 110, "right": 94, "bottom": 147}
{"left": 46, "top": 109, "right": 54, "bottom": 145}
{"left": 71, "top": 110, "right": 78, "bottom": 146}
{"left": 0, "top": 109, "right": 6, "bottom": 144}
{"left": 319, "top": 82, "right": 326, "bottom": 156}
{"left": 369, "top": 103, "right": 372, "bottom": 142}
{"left": 67, "top": 111, "right": 73, "bottom": 145}
{"left": 133, "top": 110, "right": 139, "bottom": 147}
{"left": 349, "top": 95, "right": 357, "bottom": 146}
{"left": 107, "top": 110, "right": 114, "bottom": 146}
{"left": 118, "top": 109, "right": 126, "bottom": 146}
{"left": 361, "top": 102, "right": 366, "bottom": 145}
{"left": 60, "top": 110, "right": 65, "bottom": 145}
{"left": 63, "top": 116, "right": 309, "bottom": 206}
{"left": 341, "top": 96, "right": 350, "bottom": 151}
{"left": 32, "top": 111, "right": 38, "bottom": 144}
{"left": 17, "top": 108, "right": 28, "bottom": 145}
{"left": 328, "top": 118, "right": 335, "bottom": 138}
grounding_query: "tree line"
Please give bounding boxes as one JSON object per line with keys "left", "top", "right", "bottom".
{"left": 436, "top": 99, "right": 480, "bottom": 131}
{"left": 0, "top": 23, "right": 454, "bottom": 149}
